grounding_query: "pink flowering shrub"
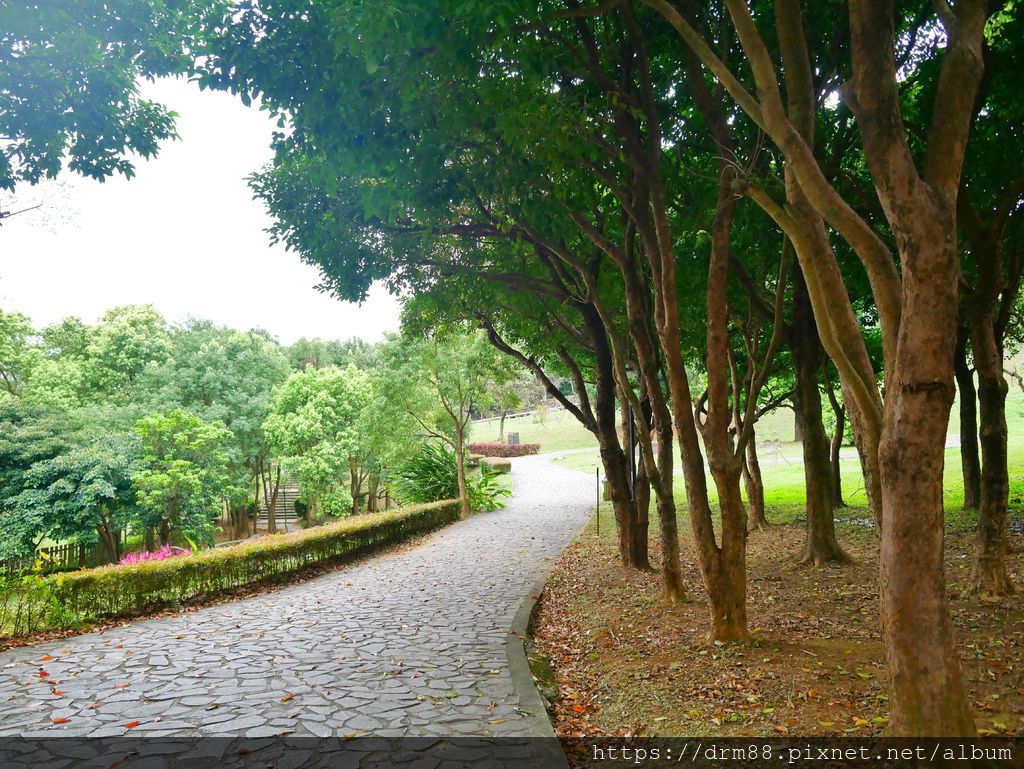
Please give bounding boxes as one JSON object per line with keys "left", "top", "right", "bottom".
{"left": 119, "top": 545, "right": 192, "bottom": 566}
{"left": 466, "top": 442, "right": 540, "bottom": 457}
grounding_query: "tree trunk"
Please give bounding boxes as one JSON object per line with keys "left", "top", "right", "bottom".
{"left": 349, "top": 458, "right": 362, "bottom": 515}
{"left": 743, "top": 429, "right": 768, "bottom": 532}
{"left": 264, "top": 465, "right": 281, "bottom": 534}
{"left": 632, "top": 449, "right": 651, "bottom": 570}
{"left": 367, "top": 474, "right": 379, "bottom": 513}
{"left": 233, "top": 506, "right": 249, "bottom": 539}
{"left": 829, "top": 408, "right": 846, "bottom": 510}
{"left": 144, "top": 526, "right": 155, "bottom": 552}
{"left": 954, "top": 330, "right": 982, "bottom": 510}
{"left": 96, "top": 524, "right": 119, "bottom": 565}
{"left": 970, "top": 314, "right": 1014, "bottom": 596}
{"left": 878, "top": 227, "right": 974, "bottom": 736}
{"left": 791, "top": 270, "right": 849, "bottom": 565}
{"left": 498, "top": 409, "right": 507, "bottom": 442}
{"left": 822, "top": 361, "right": 847, "bottom": 509}
{"left": 706, "top": 466, "right": 750, "bottom": 640}
{"left": 454, "top": 427, "right": 470, "bottom": 518}
{"left": 159, "top": 518, "right": 170, "bottom": 547}
{"left": 582, "top": 302, "right": 644, "bottom": 570}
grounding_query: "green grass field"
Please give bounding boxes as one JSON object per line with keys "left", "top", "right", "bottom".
{"left": 470, "top": 407, "right": 598, "bottom": 453}
{"left": 538, "top": 382, "right": 1024, "bottom": 526}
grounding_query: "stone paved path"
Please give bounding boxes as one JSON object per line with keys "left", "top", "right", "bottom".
{"left": 0, "top": 454, "right": 592, "bottom": 740}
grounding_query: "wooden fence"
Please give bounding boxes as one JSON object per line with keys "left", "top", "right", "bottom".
{"left": 1, "top": 542, "right": 93, "bottom": 578}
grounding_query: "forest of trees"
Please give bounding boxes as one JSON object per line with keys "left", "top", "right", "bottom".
{"left": 0, "top": 305, "right": 526, "bottom": 563}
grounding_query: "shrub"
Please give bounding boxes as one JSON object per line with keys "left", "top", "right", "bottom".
{"left": 390, "top": 443, "right": 510, "bottom": 512}
{"left": 390, "top": 443, "right": 461, "bottom": 503}
{"left": 467, "top": 442, "right": 540, "bottom": 457}
{"left": 0, "top": 500, "right": 460, "bottom": 638}
{"left": 466, "top": 453, "right": 484, "bottom": 467}
{"left": 480, "top": 457, "right": 512, "bottom": 474}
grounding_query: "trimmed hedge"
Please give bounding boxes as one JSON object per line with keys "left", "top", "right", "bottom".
{"left": 0, "top": 499, "right": 460, "bottom": 638}
{"left": 467, "top": 442, "right": 540, "bottom": 457}
{"left": 480, "top": 457, "right": 512, "bottom": 474}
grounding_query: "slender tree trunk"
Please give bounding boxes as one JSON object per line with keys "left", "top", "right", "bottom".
{"left": 652, "top": 417, "right": 684, "bottom": 601}
{"left": 264, "top": 465, "right": 281, "bottom": 534}
{"left": 349, "top": 458, "right": 362, "bottom": 515}
{"left": 454, "top": 425, "right": 470, "bottom": 518}
{"left": 367, "top": 474, "right": 379, "bottom": 513}
{"left": 970, "top": 314, "right": 1014, "bottom": 596}
{"left": 616, "top": 384, "right": 652, "bottom": 570}
{"left": 693, "top": 163, "right": 749, "bottom": 640}
{"left": 822, "top": 361, "right": 847, "bottom": 509}
{"left": 829, "top": 408, "right": 846, "bottom": 509}
{"left": 955, "top": 330, "right": 982, "bottom": 510}
{"left": 633, "top": 449, "right": 651, "bottom": 569}
{"left": 582, "top": 302, "right": 642, "bottom": 569}
{"left": 791, "top": 270, "right": 849, "bottom": 565}
{"left": 498, "top": 409, "right": 507, "bottom": 442}
{"left": 159, "top": 518, "right": 170, "bottom": 547}
{"left": 144, "top": 526, "right": 155, "bottom": 552}
{"left": 743, "top": 428, "right": 768, "bottom": 532}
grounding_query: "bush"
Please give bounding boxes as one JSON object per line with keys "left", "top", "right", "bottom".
{"left": 0, "top": 500, "right": 460, "bottom": 638}
{"left": 480, "top": 457, "right": 512, "bottom": 474}
{"left": 390, "top": 443, "right": 510, "bottom": 512}
{"left": 466, "top": 453, "right": 485, "bottom": 467}
{"left": 467, "top": 442, "right": 540, "bottom": 457}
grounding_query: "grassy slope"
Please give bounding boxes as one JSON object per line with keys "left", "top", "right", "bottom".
{"left": 470, "top": 407, "right": 599, "bottom": 453}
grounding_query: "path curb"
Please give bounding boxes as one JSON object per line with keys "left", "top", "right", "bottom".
{"left": 505, "top": 568, "right": 570, "bottom": 768}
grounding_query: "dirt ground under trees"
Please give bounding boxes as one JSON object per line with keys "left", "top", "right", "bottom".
{"left": 533, "top": 514, "right": 1024, "bottom": 739}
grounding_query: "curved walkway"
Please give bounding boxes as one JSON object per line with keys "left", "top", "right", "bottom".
{"left": 0, "top": 454, "right": 592, "bottom": 740}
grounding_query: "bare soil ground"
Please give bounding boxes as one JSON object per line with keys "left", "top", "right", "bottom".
{"left": 533, "top": 517, "right": 1024, "bottom": 739}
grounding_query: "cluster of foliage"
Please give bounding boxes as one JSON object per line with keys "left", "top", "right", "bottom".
{"left": 466, "top": 442, "right": 540, "bottom": 458}
{"left": 389, "top": 443, "right": 510, "bottom": 512}
{"left": 0, "top": 499, "right": 460, "bottom": 636}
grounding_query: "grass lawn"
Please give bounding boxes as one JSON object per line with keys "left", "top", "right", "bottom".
{"left": 470, "top": 407, "right": 600, "bottom": 453}
{"left": 550, "top": 384, "right": 1024, "bottom": 520}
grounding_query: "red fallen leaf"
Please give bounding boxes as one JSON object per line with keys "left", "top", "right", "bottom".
{"left": 113, "top": 683, "right": 130, "bottom": 689}
{"left": 51, "top": 717, "right": 70, "bottom": 724}
{"left": 280, "top": 694, "right": 294, "bottom": 703}
{"left": 39, "top": 655, "right": 51, "bottom": 662}
{"left": 114, "top": 645, "right": 124, "bottom": 649}
{"left": 52, "top": 690, "right": 63, "bottom": 696}
{"left": 38, "top": 670, "right": 50, "bottom": 678}
{"left": 571, "top": 705, "right": 587, "bottom": 713}
{"left": 123, "top": 721, "right": 140, "bottom": 729}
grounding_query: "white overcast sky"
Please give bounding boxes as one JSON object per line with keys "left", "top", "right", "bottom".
{"left": 0, "top": 77, "right": 400, "bottom": 345}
